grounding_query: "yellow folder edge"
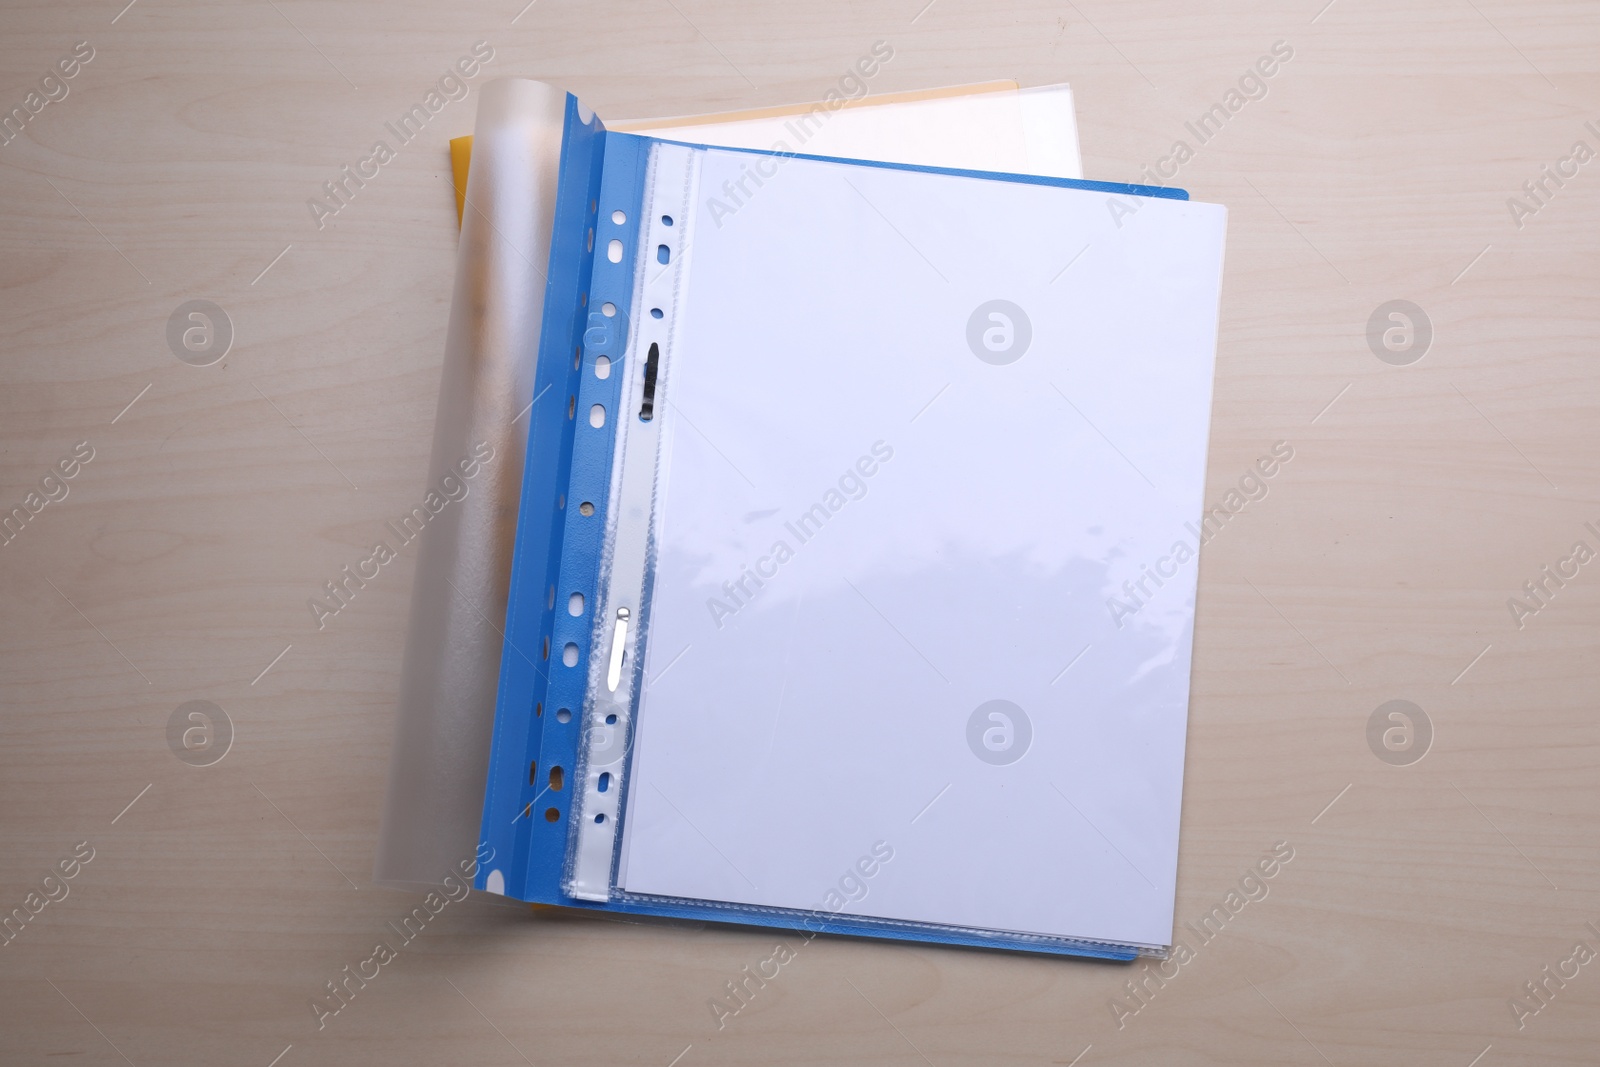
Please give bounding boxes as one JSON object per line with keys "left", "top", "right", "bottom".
{"left": 605, "top": 79, "right": 1018, "bottom": 133}
{"left": 450, "top": 134, "right": 473, "bottom": 228}
{"left": 448, "top": 80, "right": 1020, "bottom": 229}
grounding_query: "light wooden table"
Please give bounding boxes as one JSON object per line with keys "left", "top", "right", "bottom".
{"left": 3, "top": 1, "right": 1598, "bottom": 1064}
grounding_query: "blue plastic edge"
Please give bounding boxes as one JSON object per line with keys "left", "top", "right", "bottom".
{"left": 477, "top": 93, "right": 622, "bottom": 899}
{"left": 477, "top": 113, "right": 1144, "bottom": 962}
{"left": 648, "top": 135, "right": 1191, "bottom": 201}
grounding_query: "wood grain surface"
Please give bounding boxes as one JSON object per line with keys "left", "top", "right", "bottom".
{"left": 3, "top": 1, "right": 1599, "bottom": 1065}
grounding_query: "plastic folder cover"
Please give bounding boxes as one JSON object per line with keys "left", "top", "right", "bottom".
{"left": 477, "top": 95, "right": 1227, "bottom": 961}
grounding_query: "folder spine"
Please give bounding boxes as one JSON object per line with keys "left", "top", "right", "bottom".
{"left": 477, "top": 97, "right": 647, "bottom": 902}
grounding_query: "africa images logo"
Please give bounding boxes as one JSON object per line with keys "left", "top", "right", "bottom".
{"left": 966, "top": 300, "right": 1031, "bottom": 365}
{"left": 966, "top": 700, "right": 1031, "bottom": 765}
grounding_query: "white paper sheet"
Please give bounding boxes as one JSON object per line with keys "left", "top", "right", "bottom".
{"left": 624, "top": 83, "right": 1082, "bottom": 179}
{"left": 616, "top": 147, "right": 1225, "bottom": 949}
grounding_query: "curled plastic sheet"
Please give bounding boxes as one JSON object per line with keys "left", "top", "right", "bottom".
{"left": 374, "top": 79, "right": 567, "bottom": 889}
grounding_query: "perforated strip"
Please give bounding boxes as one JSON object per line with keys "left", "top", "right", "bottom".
{"left": 564, "top": 142, "right": 701, "bottom": 900}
